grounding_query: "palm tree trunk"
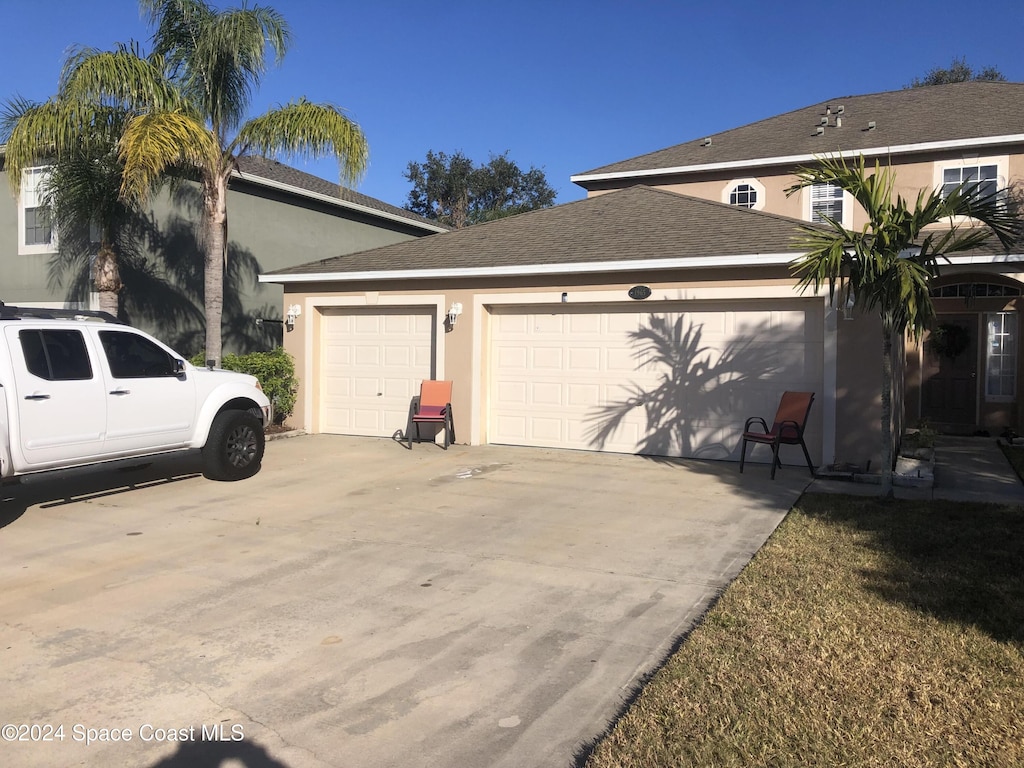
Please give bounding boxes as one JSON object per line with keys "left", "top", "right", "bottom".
{"left": 92, "top": 241, "right": 122, "bottom": 317}
{"left": 880, "top": 326, "right": 895, "bottom": 499}
{"left": 202, "top": 174, "right": 228, "bottom": 366}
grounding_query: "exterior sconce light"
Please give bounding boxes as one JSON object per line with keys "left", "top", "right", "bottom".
{"left": 286, "top": 304, "right": 301, "bottom": 330}
{"left": 447, "top": 302, "right": 463, "bottom": 328}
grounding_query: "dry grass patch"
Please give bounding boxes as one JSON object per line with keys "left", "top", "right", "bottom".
{"left": 583, "top": 494, "right": 1024, "bottom": 768}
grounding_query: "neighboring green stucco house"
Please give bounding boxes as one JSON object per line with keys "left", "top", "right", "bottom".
{"left": 0, "top": 151, "right": 444, "bottom": 355}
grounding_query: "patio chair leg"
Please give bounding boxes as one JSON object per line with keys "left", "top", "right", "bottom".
{"left": 739, "top": 438, "right": 748, "bottom": 473}
{"left": 800, "top": 440, "right": 815, "bottom": 476}
{"left": 770, "top": 442, "right": 780, "bottom": 480}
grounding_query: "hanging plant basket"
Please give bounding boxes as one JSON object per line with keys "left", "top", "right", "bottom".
{"left": 929, "top": 323, "right": 970, "bottom": 359}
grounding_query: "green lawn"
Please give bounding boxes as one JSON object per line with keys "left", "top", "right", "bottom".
{"left": 582, "top": 494, "right": 1024, "bottom": 768}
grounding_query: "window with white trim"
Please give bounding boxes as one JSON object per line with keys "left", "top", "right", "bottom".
{"left": 986, "top": 311, "right": 1017, "bottom": 402}
{"left": 942, "top": 164, "right": 998, "bottom": 201}
{"left": 810, "top": 182, "right": 844, "bottom": 224}
{"left": 18, "top": 167, "right": 56, "bottom": 255}
{"left": 720, "top": 178, "right": 765, "bottom": 211}
{"left": 729, "top": 183, "right": 757, "bottom": 208}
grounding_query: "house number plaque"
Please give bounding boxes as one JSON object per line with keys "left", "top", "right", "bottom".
{"left": 628, "top": 285, "right": 652, "bottom": 300}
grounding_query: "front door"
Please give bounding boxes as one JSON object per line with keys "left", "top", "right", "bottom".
{"left": 921, "top": 314, "right": 978, "bottom": 425}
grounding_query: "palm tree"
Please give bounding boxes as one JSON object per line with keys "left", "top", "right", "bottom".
{"left": 786, "top": 154, "right": 1020, "bottom": 497}
{"left": 2, "top": 95, "right": 151, "bottom": 316}
{"left": 60, "top": 0, "right": 369, "bottom": 365}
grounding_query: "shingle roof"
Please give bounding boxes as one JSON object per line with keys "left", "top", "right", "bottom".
{"left": 575, "top": 82, "right": 1024, "bottom": 181}
{"left": 264, "top": 185, "right": 813, "bottom": 278}
{"left": 233, "top": 155, "right": 444, "bottom": 230}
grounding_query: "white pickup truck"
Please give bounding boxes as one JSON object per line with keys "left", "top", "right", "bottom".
{"left": 0, "top": 304, "right": 271, "bottom": 482}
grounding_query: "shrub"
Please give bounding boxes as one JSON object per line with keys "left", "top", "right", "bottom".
{"left": 191, "top": 348, "right": 297, "bottom": 425}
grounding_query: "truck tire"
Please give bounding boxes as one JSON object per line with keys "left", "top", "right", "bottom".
{"left": 202, "top": 410, "right": 265, "bottom": 481}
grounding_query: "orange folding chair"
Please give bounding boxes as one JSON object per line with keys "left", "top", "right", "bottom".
{"left": 739, "top": 391, "right": 816, "bottom": 479}
{"left": 408, "top": 380, "right": 456, "bottom": 449}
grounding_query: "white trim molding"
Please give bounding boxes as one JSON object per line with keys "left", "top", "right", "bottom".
{"left": 261, "top": 253, "right": 799, "bottom": 285}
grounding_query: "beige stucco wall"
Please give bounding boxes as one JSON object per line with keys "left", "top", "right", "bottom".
{"left": 586, "top": 146, "right": 1024, "bottom": 235}
{"left": 273, "top": 267, "right": 866, "bottom": 463}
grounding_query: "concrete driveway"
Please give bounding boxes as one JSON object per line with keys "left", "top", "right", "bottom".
{"left": 1, "top": 435, "right": 809, "bottom": 768}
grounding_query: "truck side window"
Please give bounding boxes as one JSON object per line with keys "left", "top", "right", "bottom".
{"left": 99, "top": 331, "right": 177, "bottom": 378}
{"left": 19, "top": 330, "right": 93, "bottom": 381}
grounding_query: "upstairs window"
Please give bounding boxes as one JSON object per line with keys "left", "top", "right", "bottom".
{"left": 729, "top": 183, "right": 757, "bottom": 209}
{"left": 810, "top": 182, "right": 844, "bottom": 224}
{"left": 19, "top": 167, "right": 56, "bottom": 255}
{"left": 721, "top": 178, "right": 764, "bottom": 211}
{"left": 941, "top": 164, "right": 998, "bottom": 201}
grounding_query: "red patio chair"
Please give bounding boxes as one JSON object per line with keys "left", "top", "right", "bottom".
{"left": 739, "top": 391, "right": 815, "bottom": 479}
{"left": 408, "top": 380, "right": 456, "bottom": 449}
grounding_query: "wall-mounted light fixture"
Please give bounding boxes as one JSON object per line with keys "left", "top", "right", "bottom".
{"left": 447, "top": 302, "right": 463, "bottom": 328}
{"left": 286, "top": 303, "right": 301, "bottom": 331}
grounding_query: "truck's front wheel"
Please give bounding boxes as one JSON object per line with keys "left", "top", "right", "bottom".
{"left": 203, "top": 410, "right": 265, "bottom": 481}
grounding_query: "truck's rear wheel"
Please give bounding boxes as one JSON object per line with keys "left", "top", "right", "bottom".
{"left": 203, "top": 410, "right": 265, "bottom": 481}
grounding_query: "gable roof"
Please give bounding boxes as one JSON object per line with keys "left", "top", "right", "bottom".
{"left": 573, "top": 82, "right": 1024, "bottom": 186}
{"left": 233, "top": 155, "right": 446, "bottom": 233}
{"left": 261, "top": 185, "right": 814, "bottom": 283}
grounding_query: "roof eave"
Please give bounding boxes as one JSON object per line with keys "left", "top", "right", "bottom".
{"left": 259, "top": 252, "right": 800, "bottom": 284}
{"left": 233, "top": 169, "right": 449, "bottom": 234}
{"left": 571, "top": 134, "right": 1024, "bottom": 186}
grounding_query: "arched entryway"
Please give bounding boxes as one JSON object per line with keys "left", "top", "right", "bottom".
{"left": 906, "top": 274, "right": 1023, "bottom": 434}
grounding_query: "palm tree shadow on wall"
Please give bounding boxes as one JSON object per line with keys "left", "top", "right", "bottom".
{"left": 51, "top": 207, "right": 281, "bottom": 356}
{"left": 585, "top": 313, "right": 791, "bottom": 462}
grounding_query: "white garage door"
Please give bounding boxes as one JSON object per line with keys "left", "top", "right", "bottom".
{"left": 321, "top": 308, "right": 435, "bottom": 437}
{"left": 489, "top": 301, "right": 823, "bottom": 461}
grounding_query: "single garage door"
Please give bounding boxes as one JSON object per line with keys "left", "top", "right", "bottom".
{"left": 489, "top": 301, "right": 823, "bottom": 461}
{"left": 321, "top": 308, "right": 435, "bottom": 436}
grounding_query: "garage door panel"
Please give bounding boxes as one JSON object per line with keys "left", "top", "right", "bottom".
{"left": 532, "top": 348, "right": 564, "bottom": 369}
{"left": 570, "top": 314, "right": 604, "bottom": 334}
{"left": 489, "top": 304, "right": 822, "bottom": 462}
{"left": 321, "top": 308, "right": 435, "bottom": 437}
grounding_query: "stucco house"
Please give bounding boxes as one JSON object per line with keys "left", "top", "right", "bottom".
{"left": 0, "top": 151, "right": 445, "bottom": 354}
{"left": 262, "top": 81, "right": 1024, "bottom": 470}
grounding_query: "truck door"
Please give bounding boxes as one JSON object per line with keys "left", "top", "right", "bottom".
{"left": 96, "top": 329, "right": 197, "bottom": 453}
{"left": 5, "top": 326, "right": 107, "bottom": 467}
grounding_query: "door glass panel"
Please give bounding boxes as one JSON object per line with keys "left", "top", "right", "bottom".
{"left": 986, "top": 312, "right": 1017, "bottom": 401}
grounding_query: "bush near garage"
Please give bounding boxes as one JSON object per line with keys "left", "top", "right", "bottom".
{"left": 191, "top": 348, "right": 296, "bottom": 426}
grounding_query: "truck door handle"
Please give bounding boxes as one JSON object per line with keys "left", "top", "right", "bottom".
{"left": 109, "top": 389, "right": 131, "bottom": 396}
{"left": 24, "top": 393, "right": 50, "bottom": 400}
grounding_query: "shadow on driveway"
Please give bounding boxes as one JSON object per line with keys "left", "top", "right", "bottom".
{"left": 0, "top": 453, "right": 204, "bottom": 531}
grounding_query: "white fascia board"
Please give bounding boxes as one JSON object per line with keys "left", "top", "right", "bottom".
{"left": 259, "top": 252, "right": 797, "bottom": 284}
{"left": 944, "top": 252, "right": 1024, "bottom": 265}
{"left": 570, "top": 134, "right": 1024, "bottom": 184}
{"left": 231, "top": 170, "right": 448, "bottom": 234}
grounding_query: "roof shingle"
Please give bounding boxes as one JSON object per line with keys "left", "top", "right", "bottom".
{"left": 575, "top": 82, "right": 1024, "bottom": 180}
{"left": 264, "top": 185, "right": 813, "bottom": 277}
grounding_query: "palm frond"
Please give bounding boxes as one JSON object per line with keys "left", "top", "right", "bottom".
{"left": 235, "top": 99, "right": 368, "bottom": 184}
{"left": 118, "top": 110, "right": 220, "bottom": 204}
{"left": 59, "top": 45, "right": 185, "bottom": 113}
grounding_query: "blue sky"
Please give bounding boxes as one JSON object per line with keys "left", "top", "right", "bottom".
{"left": 2, "top": 1, "right": 1022, "bottom": 210}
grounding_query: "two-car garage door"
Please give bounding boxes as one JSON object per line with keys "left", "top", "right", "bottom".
{"left": 488, "top": 301, "right": 823, "bottom": 461}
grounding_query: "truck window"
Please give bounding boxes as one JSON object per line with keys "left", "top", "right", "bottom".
{"left": 99, "top": 330, "right": 178, "bottom": 378}
{"left": 19, "top": 329, "right": 93, "bottom": 381}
